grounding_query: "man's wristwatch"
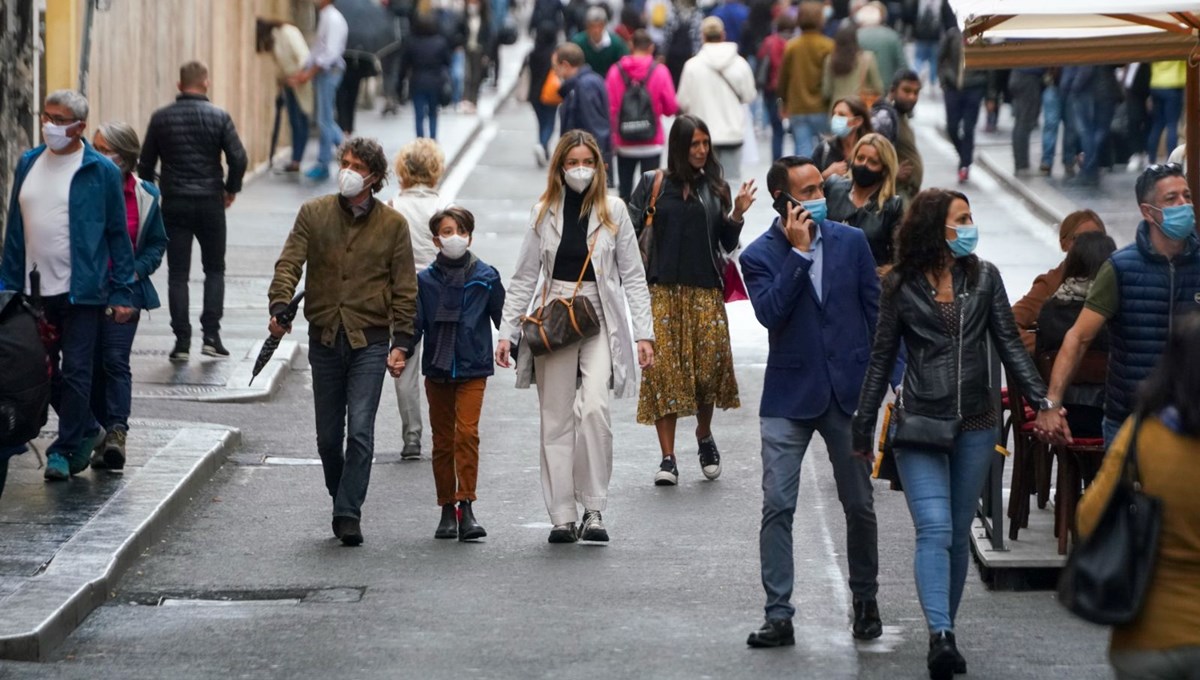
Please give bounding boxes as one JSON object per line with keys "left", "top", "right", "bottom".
{"left": 1037, "top": 397, "right": 1060, "bottom": 412}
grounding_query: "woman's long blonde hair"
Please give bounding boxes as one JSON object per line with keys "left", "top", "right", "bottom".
{"left": 535, "top": 130, "right": 616, "bottom": 233}
{"left": 850, "top": 132, "right": 898, "bottom": 210}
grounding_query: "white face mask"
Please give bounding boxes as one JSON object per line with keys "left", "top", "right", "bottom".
{"left": 338, "top": 168, "right": 370, "bottom": 198}
{"left": 439, "top": 234, "right": 470, "bottom": 259}
{"left": 104, "top": 153, "right": 126, "bottom": 172}
{"left": 563, "top": 166, "right": 595, "bottom": 193}
{"left": 43, "top": 122, "right": 78, "bottom": 152}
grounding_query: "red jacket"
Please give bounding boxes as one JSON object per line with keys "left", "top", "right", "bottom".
{"left": 758, "top": 33, "right": 787, "bottom": 93}
{"left": 605, "top": 54, "right": 679, "bottom": 149}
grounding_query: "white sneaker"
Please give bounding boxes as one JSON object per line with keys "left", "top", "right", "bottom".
{"left": 654, "top": 455, "right": 679, "bottom": 486}
{"left": 580, "top": 510, "right": 609, "bottom": 542}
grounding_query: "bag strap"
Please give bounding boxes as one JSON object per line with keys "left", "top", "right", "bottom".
{"left": 645, "top": 169, "right": 665, "bottom": 226}
{"left": 1122, "top": 414, "right": 1145, "bottom": 488}
{"left": 955, "top": 290, "right": 964, "bottom": 419}
{"left": 570, "top": 231, "right": 600, "bottom": 299}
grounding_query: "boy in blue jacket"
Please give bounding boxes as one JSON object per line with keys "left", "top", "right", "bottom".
{"left": 403, "top": 206, "right": 505, "bottom": 541}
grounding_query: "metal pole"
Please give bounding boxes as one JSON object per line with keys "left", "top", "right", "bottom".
{"left": 1187, "top": 46, "right": 1199, "bottom": 226}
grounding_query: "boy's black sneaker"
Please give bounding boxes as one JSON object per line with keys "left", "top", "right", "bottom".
{"left": 201, "top": 334, "right": 230, "bottom": 358}
{"left": 654, "top": 455, "right": 679, "bottom": 486}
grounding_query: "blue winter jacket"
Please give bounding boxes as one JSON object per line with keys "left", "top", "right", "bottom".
{"left": 1, "top": 143, "right": 135, "bottom": 307}
{"left": 559, "top": 66, "right": 612, "bottom": 157}
{"left": 411, "top": 255, "right": 506, "bottom": 380}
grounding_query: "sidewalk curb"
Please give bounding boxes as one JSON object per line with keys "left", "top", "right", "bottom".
{"left": 132, "top": 339, "right": 301, "bottom": 404}
{"left": 0, "top": 423, "right": 240, "bottom": 661}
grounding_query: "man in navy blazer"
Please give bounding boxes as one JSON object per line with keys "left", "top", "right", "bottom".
{"left": 740, "top": 156, "right": 885, "bottom": 648}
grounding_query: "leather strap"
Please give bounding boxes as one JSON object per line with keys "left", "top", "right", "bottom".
{"left": 645, "top": 170, "right": 664, "bottom": 227}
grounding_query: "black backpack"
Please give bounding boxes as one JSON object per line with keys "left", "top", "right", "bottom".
{"left": 0, "top": 291, "right": 49, "bottom": 448}
{"left": 618, "top": 64, "right": 658, "bottom": 143}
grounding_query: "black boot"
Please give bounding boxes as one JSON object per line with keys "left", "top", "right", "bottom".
{"left": 852, "top": 598, "right": 883, "bottom": 640}
{"left": 457, "top": 500, "right": 486, "bottom": 541}
{"left": 435, "top": 504, "right": 458, "bottom": 539}
{"left": 928, "top": 631, "right": 958, "bottom": 680}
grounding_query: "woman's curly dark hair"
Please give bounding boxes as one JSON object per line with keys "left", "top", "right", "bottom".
{"left": 886, "top": 188, "right": 978, "bottom": 296}
{"left": 337, "top": 137, "right": 390, "bottom": 194}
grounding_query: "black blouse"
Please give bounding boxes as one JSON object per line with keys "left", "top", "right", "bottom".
{"left": 552, "top": 186, "right": 597, "bottom": 282}
{"left": 649, "top": 180, "right": 722, "bottom": 289}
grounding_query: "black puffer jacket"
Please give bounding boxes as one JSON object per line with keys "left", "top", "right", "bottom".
{"left": 851, "top": 259, "right": 1047, "bottom": 452}
{"left": 138, "top": 94, "right": 248, "bottom": 199}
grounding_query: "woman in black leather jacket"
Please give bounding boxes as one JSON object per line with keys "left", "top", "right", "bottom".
{"left": 851, "top": 189, "right": 1049, "bottom": 680}
{"left": 627, "top": 114, "right": 756, "bottom": 487}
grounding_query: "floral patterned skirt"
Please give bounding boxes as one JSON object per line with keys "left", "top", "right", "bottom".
{"left": 637, "top": 284, "right": 740, "bottom": 424}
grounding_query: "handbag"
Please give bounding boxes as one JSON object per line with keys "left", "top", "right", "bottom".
{"left": 520, "top": 235, "right": 601, "bottom": 357}
{"left": 636, "top": 170, "right": 665, "bottom": 269}
{"left": 891, "top": 295, "right": 963, "bottom": 454}
{"left": 1057, "top": 415, "right": 1163, "bottom": 625}
{"left": 722, "top": 258, "right": 748, "bottom": 303}
{"left": 540, "top": 70, "right": 563, "bottom": 106}
{"left": 515, "top": 57, "right": 531, "bottom": 103}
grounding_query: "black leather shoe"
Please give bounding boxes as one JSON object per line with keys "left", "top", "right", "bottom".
{"left": 746, "top": 619, "right": 795, "bottom": 648}
{"left": 339, "top": 517, "right": 364, "bottom": 546}
{"left": 953, "top": 641, "right": 967, "bottom": 674}
{"left": 457, "top": 501, "right": 487, "bottom": 541}
{"left": 852, "top": 598, "right": 883, "bottom": 640}
{"left": 435, "top": 504, "right": 458, "bottom": 539}
{"left": 928, "top": 631, "right": 958, "bottom": 680}
{"left": 332, "top": 517, "right": 342, "bottom": 539}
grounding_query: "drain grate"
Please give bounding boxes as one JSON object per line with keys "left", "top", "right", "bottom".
{"left": 122, "top": 587, "right": 365, "bottom": 606}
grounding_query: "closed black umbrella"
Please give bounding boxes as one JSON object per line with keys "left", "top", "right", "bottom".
{"left": 250, "top": 291, "right": 305, "bottom": 385}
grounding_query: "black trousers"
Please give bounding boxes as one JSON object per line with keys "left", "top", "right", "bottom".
{"left": 163, "top": 195, "right": 226, "bottom": 340}
{"left": 617, "top": 154, "right": 661, "bottom": 202}
{"left": 336, "top": 57, "right": 377, "bottom": 135}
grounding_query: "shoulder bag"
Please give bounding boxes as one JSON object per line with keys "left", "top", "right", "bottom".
{"left": 520, "top": 234, "right": 601, "bottom": 357}
{"left": 1058, "top": 415, "right": 1163, "bottom": 625}
{"left": 637, "top": 170, "right": 665, "bottom": 269}
{"left": 891, "top": 293, "right": 963, "bottom": 454}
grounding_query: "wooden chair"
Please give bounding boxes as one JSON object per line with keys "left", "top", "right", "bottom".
{"left": 1002, "top": 376, "right": 1047, "bottom": 540}
{"left": 1036, "top": 350, "right": 1109, "bottom": 554}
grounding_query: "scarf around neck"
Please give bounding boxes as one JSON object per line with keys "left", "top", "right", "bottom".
{"left": 431, "top": 251, "right": 474, "bottom": 372}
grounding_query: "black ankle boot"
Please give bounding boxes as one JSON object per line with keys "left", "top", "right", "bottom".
{"left": 927, "top": 631, "right": 958, "bottom": 680}
{"left": 457, "top": 500, "right": 486, "bottom": 541}
{"left": 435, "top": 504, "right": 458, "bottom": 539}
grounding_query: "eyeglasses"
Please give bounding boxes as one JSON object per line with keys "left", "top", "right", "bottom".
{"left": 1144, "top": 162, "right": 1183, "bottom": 176}
{"left": 40, "top": 112, "right": 79, "bottom": 126}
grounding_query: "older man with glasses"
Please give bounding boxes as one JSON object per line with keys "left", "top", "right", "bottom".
{"left": 1036, "top": 163, "right": 1200, "bottom": 447}
{"left": 0, "top": 90, "right": 136, "bottom": 481}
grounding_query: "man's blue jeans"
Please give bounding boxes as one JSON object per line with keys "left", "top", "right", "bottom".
{"left": 308, "top": 332, "right": 389, "bottom": 519}
{"left": 759, "top": 406, "right": 879, "bottom": 621}
{"left": 789, "top": 113, "right": 828, "bottom": 158}
{"left": 451, "top": 49, "right": 466, "bottom": 104}
{"left": 1041, "top": 85, "right": 1079, "bottom": 169}
{"left": 89, "top": 311, "right": 140, "bottom": 433}
{"left": 894, "top": 428, "right": 996, "bottom": 633}
{"left": 531, "top": 100, "right": 557, "bottom": 154}
{"left": 41, "top": 296, "right": 104, "bottom": 459}
{"left": 764, "top": 92, "right": 785, "bottom": 161}
{"left": 914, "top": 41, "right": 937, "bottom": 85}
{"left": 284, "top": 86, "right": 310, "bottom": 164}
{"left": 412, "top": 89, "right": 440, "bottom": 140}
{"left": 314, "top": 68, "right": 344, "bottom": 166}
{"left": 944, "top": 86, "right": 985, "bottom": 169}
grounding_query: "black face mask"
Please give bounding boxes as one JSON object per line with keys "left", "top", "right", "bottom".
{"left": 851, "top": 164, "right": 884, "bottom": 188}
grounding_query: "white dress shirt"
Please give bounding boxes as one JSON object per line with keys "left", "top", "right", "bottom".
{"left": 306, "top": 4, "right": 348, "bottom": 72}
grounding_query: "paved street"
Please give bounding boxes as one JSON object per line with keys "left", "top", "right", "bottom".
{"left": 0, "top": 69, "right": 1124, "bottom": 678}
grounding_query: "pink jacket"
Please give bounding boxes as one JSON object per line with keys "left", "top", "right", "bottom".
{"left": 605, "top": 54, "right": 679, "bottom": 149}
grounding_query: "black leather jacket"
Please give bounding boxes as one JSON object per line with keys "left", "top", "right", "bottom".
{"left": 627, "top": 170, "right": 741, "bottom": 285}
{"left": 851, "top": 259, "right": 1047, "bottom": 452}
{"left": 138, "top": 94, "right": 248, "bottom": 199}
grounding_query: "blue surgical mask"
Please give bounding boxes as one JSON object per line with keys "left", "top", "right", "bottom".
{"left": 1153, "top": 204, "right": 1197, "bottom": 241}
{"left": 802, "top": 197, "right": 828, "bottom": 224}
{"left": 830, "top": 115, "right": 851, "bottom": 138}
{"left": 946, "top": 224, "right": 978, "bottom": 258}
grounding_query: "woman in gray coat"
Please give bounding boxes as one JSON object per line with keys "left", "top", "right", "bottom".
{"left": 495, "top": 130, "right": 655, "bottom": 544}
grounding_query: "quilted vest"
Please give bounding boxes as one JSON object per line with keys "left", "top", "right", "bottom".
{"left": 1106, "top": 222, "right": 1200, "bottom": 422}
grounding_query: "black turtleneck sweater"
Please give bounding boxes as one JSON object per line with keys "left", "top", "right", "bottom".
{"left": 551, "top": 186, "right": 597, "bottom": 282}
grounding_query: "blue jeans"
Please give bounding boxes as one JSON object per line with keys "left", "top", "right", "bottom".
{"left": 41, "top": 296, "right": 104, "bottom": 459}
{"left": 314, "top": 68, "right": 344, "bottom": 166}
{"left": 451, "top": 49, "right": 465, "bottom": 104}
{"left": 1147, "top": 87, "right": 1184, "bottom": 162}
{"left": 308, "top": 332, "right": 389, "bottom": 519}
{"left": 764, "top": 91, "right": 785, "bottom": 161}
{"left": 284, "top": 86, "right": 309, "bottom": 164}
{"left": 1102, "top": 416, "right": 1123, "bottom": 449}
{"left": 1041, "top": 85, "right": 1079, "bottom": 169}
{"left": 759, "top": 407, "right": 879, "bottom": 621}
{"left": 531, "top": 100, "right": 557, "bottom": 153}
{"left": 789, "top": 112, "right": 828, "bottom": 158}
{"left": 944, "top": 86, "right": 985, "bottom": 169}
{"left": 914, "top": 41, "right": 938, "bottom": 85}
{"left": 412, "top": 89, "right": 440, "bottom": 140}
{"left": 1071, "top": 91, "right": 1117, "bottom": 180}
{"left": 894, "top": 428, "right": 997, "bottom": 633}
{"left": 89, "top": 311, "right": 140, "bottom": 432}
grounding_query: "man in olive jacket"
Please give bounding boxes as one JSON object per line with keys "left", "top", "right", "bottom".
{"left": 268, "top": 137, "right": 417, "bottom": 546}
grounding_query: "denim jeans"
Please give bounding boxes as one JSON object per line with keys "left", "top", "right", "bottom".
{"left": 894, "top": 428, "right": 997, "bottom": 633}
{"left": 1009, "top": 71, "right": 1042, "bottom": 171}
{"left": 531, "top": 100, "right": 557, "bottom": 153}
{"left": 1147, "top": 87, "right": 1184, "bottom": 162}
{"left": 944, "top": 86, "right": 985, "bottom": 169}
{"left": 1041, "top": 85, "right": 1079, "bottom": 169}
{"left": 163, "top": 195, "right": 226, "bottom": 339}
{"left": 789, "top": 112, "right": 828, "bottom": 158}
{"left": 89, "top": 311, "right": 140, "bottom": 432}
{"left": 1071, "top": 91, "right": 1117, "bottom": 180}
{"left": 451, "top": 49, "right": 466, "bottom": 104}
{"left": 412, "top": 89, "right": 440, "bottom": 140}
{"left": 617, "top": 154, "right": 661, "bottom": 202}
{"left": 759, "top": 407, "right": 879, "bottom": 621}
{"left": 314, "top": 68, "right": 344, "bottom": 166}
{"left": 284, "top": 86, "right": 309, "bottom": 164}
{"left": 308, "top": 332, "right": 389, "bottom": 519}
{"left": 41, "top": 296, "right": 104, "bottom": 459}
{"left": 914, "top": 41, "right": 938, "bottom": 85}
{"left": 763, "top": 91, "right": 785, "bottom": 160}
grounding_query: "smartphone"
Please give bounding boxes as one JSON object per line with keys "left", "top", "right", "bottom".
{"left": 772, "top": 192, "right": 801, "bottom": 219}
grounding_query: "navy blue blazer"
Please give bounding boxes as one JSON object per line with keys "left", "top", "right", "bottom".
{"left": 740, "top": 218, "right": 884, "bottom": 420}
